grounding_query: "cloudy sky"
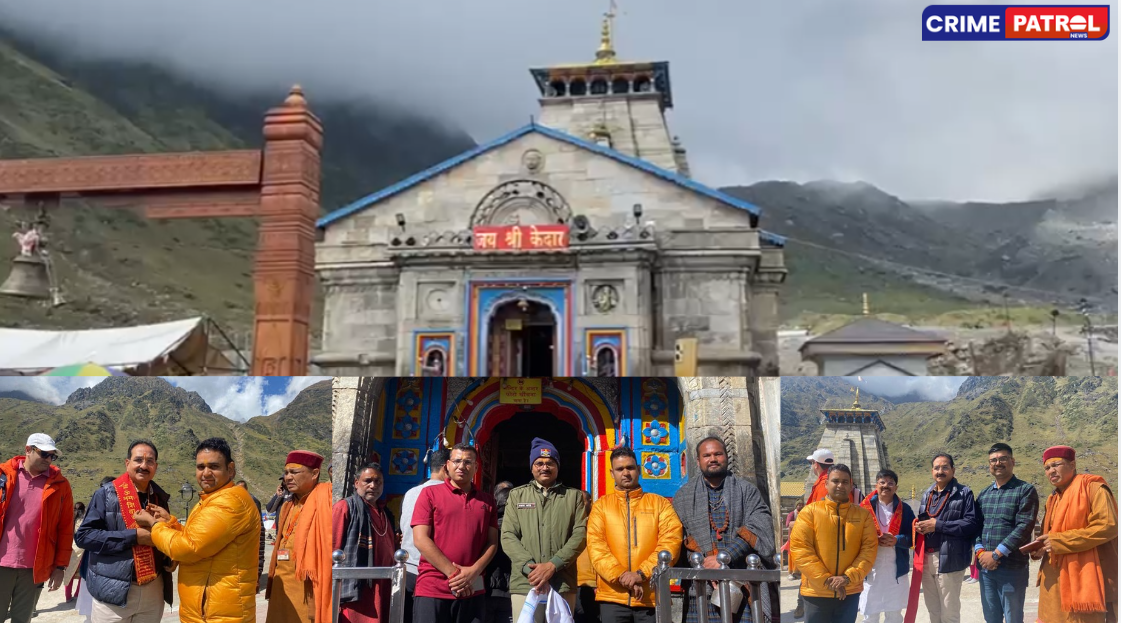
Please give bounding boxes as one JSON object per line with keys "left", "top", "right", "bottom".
{"left": 844, "top": 376, "right": 968, "bottom": 401}
{"left": 1, "top": 0, "right": 1115, "bottom": 202}
{"left": 0, "top": 376, "right": 331, "bottom": 421}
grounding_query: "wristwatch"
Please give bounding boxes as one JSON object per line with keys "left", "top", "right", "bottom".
{"left": 56, "top": 565, "right": 66, "bottom": 571}
{"left": 636, "top": 570, "right": 646, "bottom": 582}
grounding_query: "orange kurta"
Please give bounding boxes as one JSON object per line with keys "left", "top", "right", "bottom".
{"left": 265, "top": 495, "right": 315, "bottom": 623}
{"left": 1038, "top": 479, "right": 1119, "bottom": 623}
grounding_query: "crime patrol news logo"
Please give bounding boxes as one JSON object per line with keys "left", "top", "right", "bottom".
{"left": 923, "top": 5, "right": 1109, "bottom": 40}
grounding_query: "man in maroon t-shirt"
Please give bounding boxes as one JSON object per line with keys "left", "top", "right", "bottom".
{"left": 411, "top": 443, "right": 499, "bottom": 623}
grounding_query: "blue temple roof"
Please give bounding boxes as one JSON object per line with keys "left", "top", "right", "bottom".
{"left": 315, "top": 122, "right": 785, "bottom": 248}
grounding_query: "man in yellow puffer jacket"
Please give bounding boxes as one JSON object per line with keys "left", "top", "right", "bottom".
{"left": 789, "top": 464, "right": 877, "bottom": 623}
{"left": 587, "top": 447, "right": 682, "bottom": 622}
{"left": 137, "top": 437, "right": 261, "bottom": 623}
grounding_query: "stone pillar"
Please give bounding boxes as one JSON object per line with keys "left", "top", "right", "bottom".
{"left": 751, "top": 270, "right": 785, "bottom": 377}
{"left": 316, "top": 267, "right": 401, "bottom": 376}
{"left": 758, "top": 377, "right": 782, "bottom": 554}
{"left": 253, "top": 86, "right": 322, "bottom": 375}
{"left": 332, "top": 376, "right": 387, "bottom": 502}
{"left": 677, "top": 377, "right": 767, "bottom": 487}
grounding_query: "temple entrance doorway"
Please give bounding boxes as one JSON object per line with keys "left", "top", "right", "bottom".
{"left": 480, "top": 412, "right": 584, "bottom": 494}
{"left": 486, "top": 300, "right": 556, "bottom": 377}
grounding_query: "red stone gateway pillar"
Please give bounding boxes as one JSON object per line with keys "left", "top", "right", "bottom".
{"left": 254, "top": 87, "right": 322, "bottom": 375}
{"left": 0, "top": 86, "right": 322, "bottom": 376}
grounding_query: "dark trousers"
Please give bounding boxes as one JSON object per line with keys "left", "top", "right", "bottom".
{"left": 600, "top": 602, "right": 656, "bottom": 623}
{"left": 979, "top": 565, "right": 1030, "bottom": 623}
{"left": 802, "top": 593, "right": 859, "bottom": 623}
{"left": 574, "top": 586, "right": 599, "bottom": 623}
{"left": 484, "top": 595, "right": 512, "bottom": 623}
{"left": 405, "top": 590, "right": 414, "bottom": 623}
{"left": 0, "top": 567, "right": 44, "bottom": 623}
{"left": 413, "top": 594, "right": 485, "bottom": 623}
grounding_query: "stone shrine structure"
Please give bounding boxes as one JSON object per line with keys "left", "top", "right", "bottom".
{"left": 313, "top": 16, "right": 787, "bottom": 377}
{"left": 808, "top": 387, "right": 888, "bottom": 493}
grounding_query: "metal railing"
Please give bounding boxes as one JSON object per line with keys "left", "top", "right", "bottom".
{"left": 653, "top": 550, "right": 781, "bottom": 623}
{"left": 331, "top": 549, "right": 409, "bottom": 623}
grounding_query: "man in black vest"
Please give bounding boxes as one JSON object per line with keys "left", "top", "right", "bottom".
{"left": 332, "top": 463, "right": 397, "bottom": 623}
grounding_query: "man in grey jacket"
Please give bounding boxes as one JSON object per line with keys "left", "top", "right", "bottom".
{"left": 501, "top": 438, "right": 587, "bottom": 621}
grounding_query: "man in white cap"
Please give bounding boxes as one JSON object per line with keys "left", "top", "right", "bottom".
{"left": 792, "top": 449, "right": 837, "bottom": 619}
{"left": 0, "top": 434, "right": 75, "bottom": 623}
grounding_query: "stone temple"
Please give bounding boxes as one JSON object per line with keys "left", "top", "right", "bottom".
{"left": 312, "top": 16, "right": 787, "bottom": 378}
{"left": 807, "top": 387, "right": 888, "bottom": 495}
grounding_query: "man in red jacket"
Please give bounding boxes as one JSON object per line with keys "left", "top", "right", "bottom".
{"left": 0, "top": 433, "right": 75, "bottom": 623}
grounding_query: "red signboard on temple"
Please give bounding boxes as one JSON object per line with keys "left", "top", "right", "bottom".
{"left": 472, "top": 224, "right": 570, "bottom": 251}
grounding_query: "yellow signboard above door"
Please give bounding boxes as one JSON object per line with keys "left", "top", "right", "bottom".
{"left": 499, "top": 377, "right": 542, "bottom": 404}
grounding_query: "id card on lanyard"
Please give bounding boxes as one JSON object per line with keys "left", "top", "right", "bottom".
{"left": 277, "top": 504, "right": 303, "bottom": 562}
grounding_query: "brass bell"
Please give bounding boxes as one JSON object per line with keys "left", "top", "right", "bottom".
{"left": 0, "top": 254, "right": 51, "bottom": 299}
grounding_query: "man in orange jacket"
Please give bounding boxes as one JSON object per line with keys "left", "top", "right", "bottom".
{"left": 587, "top": 446, "right": 682, "bottom": 623}
{"left": 0, "top": 433, "right": 75, "bottom": 623}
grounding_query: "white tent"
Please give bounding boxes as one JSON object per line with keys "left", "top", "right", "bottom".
{"left": 0, "top": 317, "right": 245, "bottom": 375}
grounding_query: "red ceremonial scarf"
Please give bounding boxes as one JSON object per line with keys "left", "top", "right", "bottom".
{"left": 112, "top": 474, "right": 158, "bottom": 585}
{"left": 905, "top": 485, "right": 954, "bottom": 623}
{"left": 860, "top": 493, "right": 903, "bottom": 537}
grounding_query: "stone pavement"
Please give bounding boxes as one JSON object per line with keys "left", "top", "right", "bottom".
{"left": 777, "top": 561, "right": 1042, "bottom": 623}
{"left": 30, "top": 544, "right": 275, "bottom": 623}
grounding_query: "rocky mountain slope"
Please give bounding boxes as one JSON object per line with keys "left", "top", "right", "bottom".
{"left": 723, "top": 179, "right": 1118, "bottom": 321}
{"left": 780, "top": 376, "right": 1118, "bottom": 497}
{"left": 0, "top": 377, "right": 332, "bottom": 505}
{"left": 0, "top": 31, "right": 1112, "bottom": 335}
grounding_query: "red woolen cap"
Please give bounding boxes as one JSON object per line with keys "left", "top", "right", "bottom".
{"left": 285, "top": 450, "right": 324, "bottom": 470}
{"left": 1043, "top": 446, "right": 1075, "bottom": 463}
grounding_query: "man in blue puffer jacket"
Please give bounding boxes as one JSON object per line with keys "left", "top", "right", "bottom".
{"left": 75, "top": 441, "right": 175, "bottom": 623}
{"left": 913, "top": 452, "right": 981, "bottom": 623}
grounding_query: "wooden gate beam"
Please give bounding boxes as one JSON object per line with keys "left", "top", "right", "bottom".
{"left": 0, "top": 86, "right": 320, "bottom": 376}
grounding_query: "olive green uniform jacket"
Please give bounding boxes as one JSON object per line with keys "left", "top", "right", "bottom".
{"left": 500, "top": 481, "right": 588, "bottom": 595}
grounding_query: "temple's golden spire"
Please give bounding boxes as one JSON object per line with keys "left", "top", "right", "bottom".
{"left": 852, "top": 386, "right": 861, "bottom": 408}
{"left": 594, "top": 2, "right": 618, "bottom": 64}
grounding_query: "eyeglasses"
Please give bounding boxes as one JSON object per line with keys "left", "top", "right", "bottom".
{"left": 34, "top": 448, "right": 58, "bottom": 461}
{"left": 449, "top": 459, "right": 475, "bottom": 467}
{"left": 988, "top": 457, "right": 1012, "bottom": 465}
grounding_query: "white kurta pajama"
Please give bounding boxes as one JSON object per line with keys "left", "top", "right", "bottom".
{"left": 859, "top": 501, "right": 908, "bottom": 623}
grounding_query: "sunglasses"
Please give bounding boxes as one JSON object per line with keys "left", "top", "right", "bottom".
{"left": 33, "top": 447, "right": 58, "bottom": 461}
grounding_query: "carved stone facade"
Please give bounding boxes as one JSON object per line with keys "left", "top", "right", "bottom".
{"left": 314, "top": 49, "right": 787, "bottom": 376}
{"left": 331, "top": 376, "right": 778, "bottom": 527}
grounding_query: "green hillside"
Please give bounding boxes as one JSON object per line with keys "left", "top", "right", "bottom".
{"left": 780, "top": 376, "right": 1119, "bottom": 499}
{"left": 0, "top": 32, "right": 474, "bottom": 340}
{"left": 0, "top": 378, "right": 332, "bottom": 506}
